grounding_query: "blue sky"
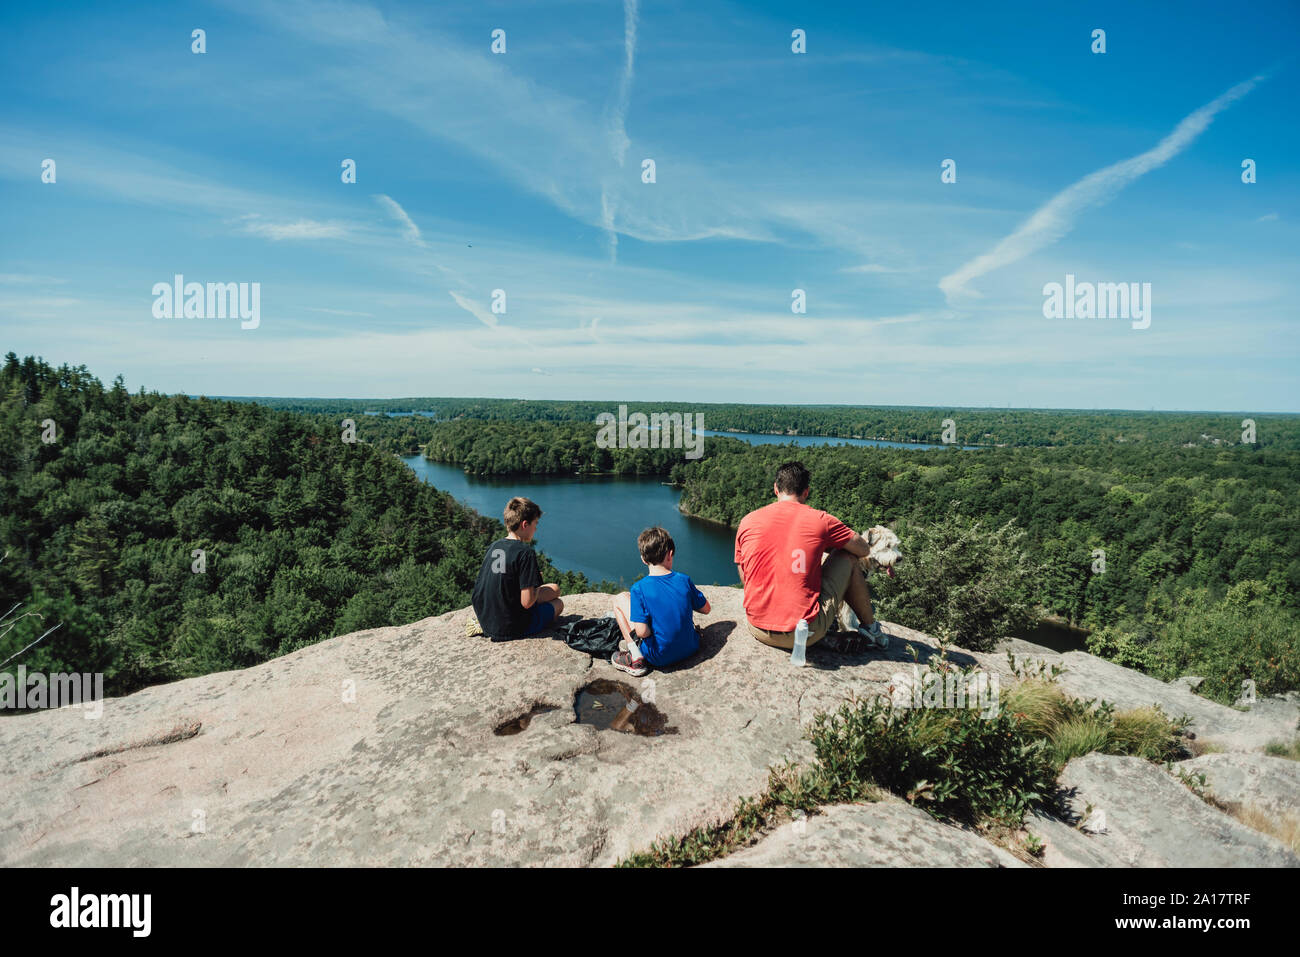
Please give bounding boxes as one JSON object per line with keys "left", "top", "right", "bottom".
{"left": 1, "top": 0, "right": 1296, "bottom": 410}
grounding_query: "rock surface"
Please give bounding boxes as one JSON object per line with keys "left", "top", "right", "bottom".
{"left": 1173, "top": 752, "right": 1300, "bottom": 819}
{"left": 2, "top": 590, "right": 1296, "bottom": 867}
{"left": 1006, "top": 648, "right": 1299, "bottom": 752}
{"left": 704, "top": 801, "right": 1025, "bottom": 868}
{"left": 1055, "top": 753, "right": 1300, "bottom": 867}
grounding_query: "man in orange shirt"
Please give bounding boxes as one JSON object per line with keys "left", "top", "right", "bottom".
{"left": 734, "top": 461, "right": 887, "bottom": 650}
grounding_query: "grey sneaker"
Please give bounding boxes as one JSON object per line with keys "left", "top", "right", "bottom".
{"left": 858, "top": 621, "right": 889, "bottom": 649}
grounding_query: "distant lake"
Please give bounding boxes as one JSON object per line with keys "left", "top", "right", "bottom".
{"left": 697, "top": 429, "right": 980, "bottom": 451}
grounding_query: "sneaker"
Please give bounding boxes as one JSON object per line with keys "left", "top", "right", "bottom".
{"left": 858, "top": 621, "right": 889, "bottom": 649}
{"left": 611, "top": 649, "right": 649, "bottom": 677}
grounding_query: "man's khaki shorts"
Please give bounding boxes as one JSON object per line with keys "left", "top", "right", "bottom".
{"left": 747, "top": 550, "right": 855, "bottom": 650}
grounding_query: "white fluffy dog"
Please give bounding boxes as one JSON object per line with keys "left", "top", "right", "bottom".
{"left": 862, "top": 525, "right": 902, "bottom": 579}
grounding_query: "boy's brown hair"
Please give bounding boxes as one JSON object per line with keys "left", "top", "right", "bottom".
{"left": 504, "top": 496, "right": 542, "bottom": 532}
{"left": 637, "top": 526, "right": 675, "bottom": 565}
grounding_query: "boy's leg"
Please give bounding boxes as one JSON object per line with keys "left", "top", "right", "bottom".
{"left": 612, "top": 593, "right": 646, "bottom": 663}
{"left": 537, "top": 583, "right": 563, "bottom": 609}
{"left": 522, "top": 598, "right": 561, "bottom": 635}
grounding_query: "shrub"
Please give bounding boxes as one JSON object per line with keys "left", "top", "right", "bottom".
{"left": 871, "top": 513, "right": 1040, "bottom": 651}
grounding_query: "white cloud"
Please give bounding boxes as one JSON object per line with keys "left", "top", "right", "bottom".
{"left": 447, "top": 290, "right": 498, "bottom": 329}
{"left": 374, "top": 194, "right": 424, "bottom": 246}
{"left": 939, "top": 75, "right": 1265, "bottom": 300}
{"left": 242, "top": 218, "right": 349, "bottom": 240}
{"left": 0, "top": 274, "right": 67, "bottom": 285}
{"left": 840, "top": 263, "right": 900, "bottom": 275}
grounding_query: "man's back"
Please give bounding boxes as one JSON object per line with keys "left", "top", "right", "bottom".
{"left": 734, "top": 499, "right": 854, "bottom": 631}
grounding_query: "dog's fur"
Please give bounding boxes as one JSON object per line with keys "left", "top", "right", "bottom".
{"left": 861, "top": 525, "right": 902, "bottom": 578}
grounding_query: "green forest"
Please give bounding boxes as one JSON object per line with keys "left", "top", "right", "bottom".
{"left": 5, "top": 356, "right": 1297, "bottom": 710}
{"left": 0, "top": 355, "right": 589, "bottom": 696}
{"left": 243, "top": 395, "right": 1300, "bottom": 450}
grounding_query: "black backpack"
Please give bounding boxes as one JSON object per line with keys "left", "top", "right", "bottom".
{"left": 552, "top": 616, "right": 623, "bottom": 657}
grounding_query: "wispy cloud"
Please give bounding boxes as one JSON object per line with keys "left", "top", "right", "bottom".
{"left": 840, "top": 263, "right": 900, "bottom": 275}
{"left": 0, "top": 274, "right": 67, "bottom": 285}
{"left": 1257, "top": 212, "right": 1280, "bottom": 222}
{"left": 609, "top": 0, "right": 638, "bottom": 168}
{"left": 241, "top": 217, "right": 349, "bottom": 240}
{"left": 447, "top": 290, "right": 498, "bottom": 329}
{"left": 939, "top": 75, "right": 1266, "bottom": 300}
{"left": 374, "top": 194, "right": 425, "bottom": 246}
{"left": 305, "top": 307, "right": 375, "bottom": 317}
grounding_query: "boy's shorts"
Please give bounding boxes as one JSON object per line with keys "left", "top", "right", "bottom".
{"left": 523, "top": 600, "right": 558, "bottom": 635}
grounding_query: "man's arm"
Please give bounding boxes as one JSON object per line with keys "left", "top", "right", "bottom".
{"left": 840, "top": 531, "right": 871, "bottom": 558}
{"left": 519, "top": 586, "right": 537, "bottom": 609}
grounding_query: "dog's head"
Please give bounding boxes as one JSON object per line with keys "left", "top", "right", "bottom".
{"left": 861, "top": 525, "right": 902, "bottom": 578}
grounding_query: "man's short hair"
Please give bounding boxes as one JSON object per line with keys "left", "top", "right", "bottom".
{"left": 774, "top": 461, "right": 811, "bottom": 496}
{"left": 504, "top": 496, "right": 542, "bottom": 532}
{"left": 638, "top": 526, "right": 675, "bottom": 565}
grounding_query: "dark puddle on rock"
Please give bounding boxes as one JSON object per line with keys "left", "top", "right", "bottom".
{"left": 494, "top": 703, "right": 559, "bottom": 736}
{"left": 574, "top": 679, "right": 675, "bottom": 736}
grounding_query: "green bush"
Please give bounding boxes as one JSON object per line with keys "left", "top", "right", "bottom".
{"left": 871, "top": 513, "right": 1040, "bottom": 651}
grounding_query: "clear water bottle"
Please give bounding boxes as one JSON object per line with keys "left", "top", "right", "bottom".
{"left": 791, "top": 619, "right": 809, "bottom": 667}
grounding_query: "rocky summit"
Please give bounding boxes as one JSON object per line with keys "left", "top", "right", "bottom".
{"left": 1, "top": 588, "right": 1296, "bottom": 867}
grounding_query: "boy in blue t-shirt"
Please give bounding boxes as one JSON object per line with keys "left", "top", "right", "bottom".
{"left": 611, "top": 526, "right": 712, "bottom": 676}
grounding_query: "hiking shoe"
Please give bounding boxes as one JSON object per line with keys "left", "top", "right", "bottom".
{"left": 858, "top": 621, "right": 889, "bottom": 649}
{"left": 611, "top": 649, "right": 649, "bottom": 677}
{"left": 464, "top": 614, "right": 484, "bottom": 637}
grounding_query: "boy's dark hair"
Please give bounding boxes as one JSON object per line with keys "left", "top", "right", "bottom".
{"left": 638, "top": 526, "right": 675, "bottom": 565}
{"left": 504, "top": 496, "right": 542, "bottom": 532}
{"left": 775, "top": 461, "right": 811, "bottom": 496}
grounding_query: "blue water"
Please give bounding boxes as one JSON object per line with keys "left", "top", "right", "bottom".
{"left": 402, "top": 456, "right": 739, "bottom": 588}
{"left": 398, "top": 430, "right": 974, "bottom": 585}
{"left": 698, "top": 429, "right": 979, "bottom": 451}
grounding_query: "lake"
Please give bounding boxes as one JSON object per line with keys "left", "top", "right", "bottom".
{"left": 402, "top": 456, "right": 738, "bottom": 587}
{"left": 697, "top": 429, "right": 979, "bottom": 451}
{"left": 400, "top": 428, "right": 964, "bottom": 586}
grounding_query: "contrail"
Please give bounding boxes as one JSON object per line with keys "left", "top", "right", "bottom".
{"left": 448, "top": 290, "right": 498, "bottom": 329}
{"left": 939, "top": 75, "right": 1265, "bottom": 300}
{"left": 374, "top": 193, "right": 425, "bottom": 246}
{"left": 603, "top": 0, "right": 639, "bottom": 262}
{"left": 610, "top": 0, "right": 639, "bottom": 168}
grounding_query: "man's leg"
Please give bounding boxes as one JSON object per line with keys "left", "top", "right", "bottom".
{"left": 841, "top": 562, "right": 875, "bottom": 626}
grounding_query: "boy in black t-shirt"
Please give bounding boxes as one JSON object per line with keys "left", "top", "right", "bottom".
{"left": 471, "top": 496, "right": 565, "bottom": 638}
